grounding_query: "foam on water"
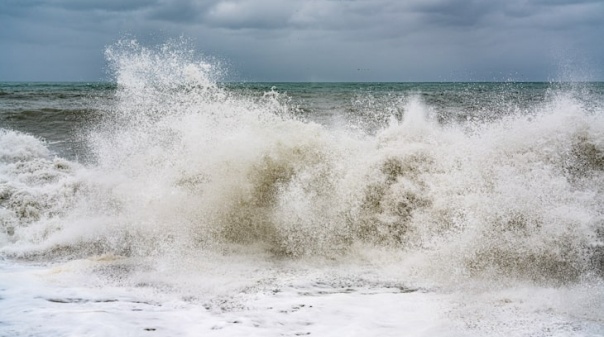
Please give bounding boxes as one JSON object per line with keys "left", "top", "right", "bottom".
{"left": 1, "top": 40, "right": 604, "bottom": 335}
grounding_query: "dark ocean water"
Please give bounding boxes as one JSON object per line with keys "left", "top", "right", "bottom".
{"left": 2, "top": 81, "right": 603, "bottom": 160}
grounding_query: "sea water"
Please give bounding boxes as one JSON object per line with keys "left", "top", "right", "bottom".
{"left": 1, "top": 40, "right": 604, "bottom": 336}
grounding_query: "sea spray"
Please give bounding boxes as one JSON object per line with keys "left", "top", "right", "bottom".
{"left": 0, "top": 41, "right": 603, "bottom": 289}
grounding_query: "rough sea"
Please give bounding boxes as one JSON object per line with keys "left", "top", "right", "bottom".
{"left": 1, "top": 41, "right": 604, "bottom": 336}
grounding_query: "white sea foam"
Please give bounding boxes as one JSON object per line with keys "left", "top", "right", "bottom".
{"left": 1, "top": 40, "right": 603, "bottom": 336}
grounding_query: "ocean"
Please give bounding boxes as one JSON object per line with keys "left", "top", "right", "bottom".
{"left": 1, "top": 42, "right": 604, "bottom": 336}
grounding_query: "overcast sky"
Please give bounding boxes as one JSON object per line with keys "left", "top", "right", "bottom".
{"left": 1, "top": 0, "right": 603, "bottom": 82}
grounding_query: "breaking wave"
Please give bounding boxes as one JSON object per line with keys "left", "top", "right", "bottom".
{"left": 1, "top": 40, "right": 604, "bottom": 287}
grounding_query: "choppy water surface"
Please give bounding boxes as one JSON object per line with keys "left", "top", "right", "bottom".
{"left": 1, "top": 41, "right": 603, "bottom": 336}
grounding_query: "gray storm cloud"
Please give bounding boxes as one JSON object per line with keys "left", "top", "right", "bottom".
{"left": 0, "top": 0, "right": 602, "bottom": 81}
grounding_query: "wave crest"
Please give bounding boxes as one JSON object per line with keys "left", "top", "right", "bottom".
{"left": 1, "top": 42, "right": 603, "bottom": 286}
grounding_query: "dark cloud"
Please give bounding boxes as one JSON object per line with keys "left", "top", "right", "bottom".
{"left": 54, "top": 0, "right": 158, "bottom": 12}
{"left": 146, "top": 0, "right": 209, "bottom": 23}
{"left": 411, "top": 0, "right": 495, "bottom": 27}
{"left": 0, "top": 0, "right": 155, "bottom": 17}
{"left": 203, "top": 0, "right": 296, "bottom": 30}
{"left": 0, "top": 0, "right": 602, "bottom": 81}
{"left": 0, "top": 0, "right": 44, "bottom": 18}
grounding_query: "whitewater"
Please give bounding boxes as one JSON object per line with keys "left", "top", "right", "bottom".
{"left": 1, "top": 40, "right": 603, "bottom": 336}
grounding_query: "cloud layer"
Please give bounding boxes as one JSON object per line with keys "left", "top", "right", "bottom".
{"left": 1, "top": 0, "right": 603, "bottom": 81}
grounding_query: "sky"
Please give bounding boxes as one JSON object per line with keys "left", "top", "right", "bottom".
{"left": 1, "top": 0, "right": 603, "bottom": 82}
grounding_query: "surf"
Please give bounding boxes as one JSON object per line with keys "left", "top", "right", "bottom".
{"left": 0, "top": 40, "right": 603, "bottom": 291}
